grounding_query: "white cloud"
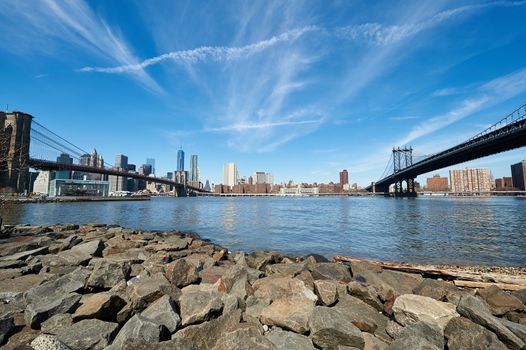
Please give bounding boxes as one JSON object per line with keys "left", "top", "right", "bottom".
{"left": 79, "top": 26, "right": 318, "bottom": 73}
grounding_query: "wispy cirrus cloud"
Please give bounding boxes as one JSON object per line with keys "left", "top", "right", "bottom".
{"left": 79, "top": 26, "right": 318, "bottom": 73}
{"left": 0, "top": 0, "right": 161, "bottom": 92}
{"left": 397, "top": 67, "right": 526, "bottom": 146}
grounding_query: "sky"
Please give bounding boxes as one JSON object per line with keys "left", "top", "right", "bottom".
{"left": 1, "top": 0, "right": 526, "bottom": 186}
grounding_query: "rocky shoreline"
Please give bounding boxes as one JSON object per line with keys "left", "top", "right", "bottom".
{"left": 1, "top": 224, "right": 525, "bottom": 350}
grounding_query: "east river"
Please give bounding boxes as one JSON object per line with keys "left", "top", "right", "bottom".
{"left": 2, "top": 196, "right": 525, "bottom": 266}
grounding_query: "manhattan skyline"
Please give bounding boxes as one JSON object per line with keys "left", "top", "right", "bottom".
{"left": 1, "top": 1, "right": 526, "bottom": 186}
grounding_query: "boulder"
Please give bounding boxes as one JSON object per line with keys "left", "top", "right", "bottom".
{"left": 165, "top": 259, "right": 200, "bottom": 287}
{"left": 335, "top": 295, "right": 390, "bottom": 341}
{"left": 309, "top": 263, "right": 352, "bottom": 283}
{"left": 57, "top": 240, "right": 104, "bottom": 266}
{"left": 252, "top": 276, "right": 317, "bottom": 303}
{"left": 308, "top": 306, "right": 364, "bottom": 349}
{"left": 444, "top": 316, "right": 508, "bottom": 350}
{"left": 260, "top": 297, "right": 314, "bottom": 334}
{"left": 385, "top": 320, "right": 403, "bottom": 339}
{"left": 72, "top": 293, "right": 126, "bottom": 322}
{"left": 200, "top": 266, "right": 229, "bottom": 284}
{"left": 457, "top": 294, "right": 525, "bottom": 350}
{"left": 141, "top": 295, "right": 181, "bottom": 333}
{"left": 363, "top": 333, "right": 388, "bottom": 350}
{"left": 0, "top": 268, "right": 23, "bottom": 281}
{"left": 87, "top": 259, "right": 130, "bottom": 289}
{"left": 0, "top": 247, "right": 49, "bottom": 261}
{"left": 31, "top": 334, "right": 71, "bottom": 350}
{"left": 246, "top": 251, "right": 281, "bottom": 271}
{"left": 348, "top": 281, "right": 383, "bottom": 311}
{"left": 396, "top": 321, "right": 444, "bottom": 349}
{"left": 218, "top": 264, "right": 253, "bottom": 301}
{"left": 244, "top": 296, "right": 271, "bottom": 323}
{"left": 127, "top": 274, "right": 171, "bottom": 310}
{"left": 0, "top": 274, "right": 48, "bottom": 296}
{"left": 122, "top": 338, "right": 197, "bottom": 350}
{"left": 41, "top": 314, "right": 73, "bottom": 334}
{"left": 107, "top": 314, "right": 167, "bottom": 350}
{"left": 377, "top": 270, "right": 422, "bottom": 296}
{"left": 412, "top": 278, "right": 465, "bottom": 305}
{"left": 265, "top": 328, "right": 316, "bottom": 350}
{"left": 314, "top": 279, "right": 339, "bottom": 306}
{"left": 392, "top": 294, "right": 459, "bottom": 330}
{"left": 386, "top": 335, "right": 440, "bottom": 350}
{"left": 265, "top": 263, "right": 306, "bottom": 277}
{"left": 501, "top": 318, "right": 526, "bottom": 343}
{"left": 512, "top": 289, "right": 526, "bottom": 305}
{"left": 0, "top": 314, "right": 15, "bottom": 345}
{"left": 172, "top": 310, "right": 242, "bottom": 349}
{"left": 211, "top": 323, "right": 275, "bottom": 350}
{"left": 55, "top": 319, "right": 119, "bottom": 350}
{"left": 179, "top": 290, "right": 224, "bottom": 326}
{"left": 476, "top": 285, "right": 525, "bottom": 316}
{"left": 25, "top": 293, "right": 81, "bottom": 328}
{"left": 2, "top": 325, "right": 40, "bottom": 349}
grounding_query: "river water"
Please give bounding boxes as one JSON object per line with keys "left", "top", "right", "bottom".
{"left": 2, "top": 196, "right": 525, "bottom": 266}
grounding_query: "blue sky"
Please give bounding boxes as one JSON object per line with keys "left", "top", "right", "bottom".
{"left": 1, "top": 0, "right": 526, "bottom": 186}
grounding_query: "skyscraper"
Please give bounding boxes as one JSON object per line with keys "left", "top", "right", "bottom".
{"left": 115, "top": 154, "right": 128, "bottom": 169}
{"left": 190, "top": 155, "right": 198, "bottom": 182}
{"left": 146, "top": 158, "right": 155, "bottom": 174}
{"left": 339, "top": 170, "right": 349, "bottom": 185}
{"left": 511, "top": 160, "right": 526, "bottom": 191}
{"left": 223, "top": 163, "right": 238, "bottom": 187}
{"left": 56, "top": 153, "right": 73, "bottom": 180}
{"left": 177, "top": 147, "right": 185, "bottom": 171}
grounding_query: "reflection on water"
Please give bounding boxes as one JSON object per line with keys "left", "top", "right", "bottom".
{"left": 2, "top": 196, "right": 525, "bottom": 266}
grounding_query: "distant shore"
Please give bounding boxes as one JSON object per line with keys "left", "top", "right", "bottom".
{"left": 0, "top": 196, "right": 151, "bottom": 203}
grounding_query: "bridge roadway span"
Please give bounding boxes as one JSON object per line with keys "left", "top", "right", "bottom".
{"left": 368, "top": 114, "right": 526, "bottom": 192}
{"left": 28, "top": 158, "right": 204, "bottom": 193}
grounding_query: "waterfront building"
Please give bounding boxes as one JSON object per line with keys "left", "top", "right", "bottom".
{"left": 190, "top": 155, "right": 198, "bottom": 182}
{"left": 33, "top": 171, "right": 51, "bottom": 195}
{"left": 108, "top": 174, "right": 127, "bottom": 193}
{"left": 139, "top": 164, "right": 152, "bottom": 176}
{"left": 340, "top": 170, "right": 349, "bottom": 185}
{"left": 495, "top": 177, "right": 514, "bottom": 190}
{"left": 48, "top": 179, "right": 109, "bottom": 197}
{"left": 252, "top": 171, "right": 273, "bottom": 185}
{"left": 115, "top": 154, "right": 128, "bottom": 169}
{"left": 426, "top": 174, "right": 449, "bottom": 192}
{"left": 177, "top": 147, "right": 185, "bottom": 171}
{"left": 280, "top": 185, "right": 320, "bottom": 195}
{"left": 79, "top": 154, "right": 90, "bottom": 166}
{"left": 511, "top": 160, "right": 526, "bottom": 191}
{"left": 55, "top": 153, "right": 73, "bottom": 180}
{"left": 223, "top": 163, "right": 238, "bottom": 187}
{"left": 204, "top": 180, "right": 211, "bottom": 192}
{"left": 449, "top": 168, "right": 491, "bottom": 193}
{"left": 146, "top": 158, "right": 155, "bottom": 174}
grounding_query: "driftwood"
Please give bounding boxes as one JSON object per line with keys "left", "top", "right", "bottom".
{"left": 333, "top": 255, "right": 526, "bottom": 291}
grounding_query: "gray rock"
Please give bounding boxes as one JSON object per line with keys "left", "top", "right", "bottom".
{"left": 87, "top": 259, "right": 130, "bottom": 289}
{"left": 41, "top": 313, "right": 73, "bottom": 334}
{"left": 55, "top": 319, "right": 119, "bottom": 350}
{"left": 31, "top": 334, "right": 72, "bottom": 350}
{"left": 378, "top": 270, "right": 423, "bottom": 296}
{"left": 122, "top": 338, "right": 197, "bottom": 350}
{"left": 308, "top": 306, "right": 364, "bottom": 349}
{"left": 246, "top": 251, "right": 281, "bottom": 271}
{"left": 25, "top": 293, "right": 81, "bottom": 329}
{"left": 211, "top": 325, "right": 275, "bottom": 350}
{"left": 108, "top": 314, "right": 166, "bottom": 350}
{"left": 265, "top": 263, "right": 306, "bottom": 277}
{"left": 172, "top": 310, "right": 242, "bottom": 349}
{"left": 314, "top": 279, "right": 338, "bottom": 306}
{"left": 412, "top": 278, "right": 464, "bottom": 305}
{"left": 476, "top": 285, "right": 525, "bottom": 316}
{"left": 397, "top": 321, "right": 444, "bottom": 349}
{"left": 0, "top": 259, "right": 25, "bottom": 269}
{"left": 386, "top": 335, "right": 440, "bottom": 350}
{"left": 392, "top": 294, "right": 459, "bottom": 330}
{"left": 501, "top": 318, "right": 526, "bottom": 343}
{"left": 72, "top": 293, "right": 126, "bottom": 322}
{"left": 57, "top": 240, "right": 104, "bottom": 266}
{"left": 363, "top": 333, "right": 388, "bottom": 350}
{"left": 0, "top": 268, "right": 23, "bottom": 281}
{"left": 265, "top": 328, "right": 316, "bottom": 350}
{"left": 127, "top": 273, "right": 170, "bottom": 310}
{"left": 309, "top": 262, "right": 352, "bottom": 283}
{"left": 444, "top": 316, "right": 508, "bottom": 350}
{"left": 180, "top": 290, "right": 224, "bottom": 326}
{"left": 335, "top": 295, "right": 390, "bottom": 342}
{"left": 259, "top": 297, "right": 314, "bottom": 334}
{"left": 244, "top": 296, "right": 271, "bottom": 323}
{"left": 386, "top": 320, "right": 404, "bottom": 339}
{"left": 457, "top": 294, "right": 525, "bottom": 350}
{"left": 348, "top": 281, "right": 384, "bottom": 311}
{"left": 252, "top": 276, "right": 317, "bottom": 303}
{"left": 219, "top": 264, "right": 253, "bottom": 301}
{"left": 164, "top": 259, "right": 199, "bottom": 287}
{"left": 0, "top": 247, "right": 49, "bottom": 261}
{"left": 71, "top": 240, "right": 104, "bottom": 257}
{"left": 0, "top": 314, "right": 15, "bottom": 345}
{"left": 141, "top": 295, "right": 181, "bottom": 333}
{"left": 512, "top": 289, "right": 526, "bottom": 305}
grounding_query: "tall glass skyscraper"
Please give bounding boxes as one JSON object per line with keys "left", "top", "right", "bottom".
{"left": 56, "top": 153, "right": 73, "bottom": 180}
{"left": 177, "top": 148, "right": 185, "bottom": 171}
{"left": 190, "top": 155, "right": 198, "bottom": 182}
{"left": 146, "top": 158, "right": 155, "bottom": 174}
